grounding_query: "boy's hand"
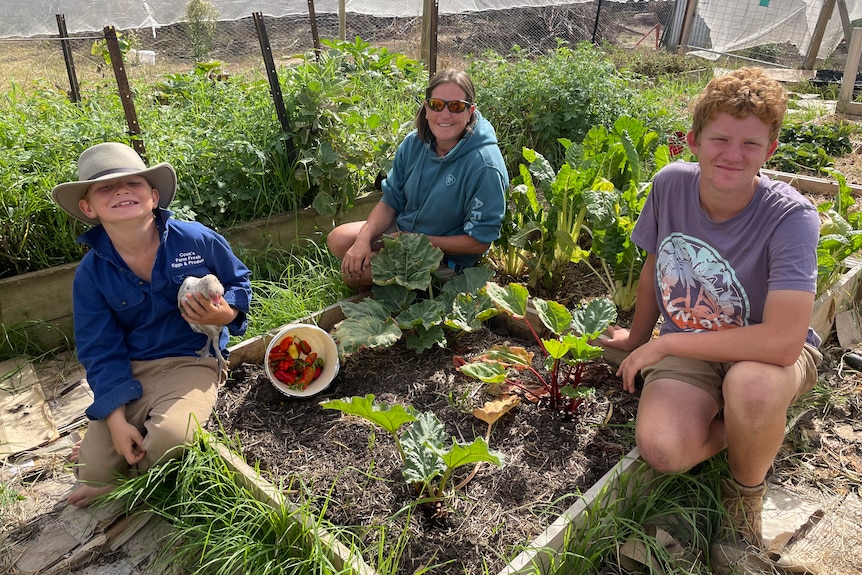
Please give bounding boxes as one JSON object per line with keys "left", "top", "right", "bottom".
{"left": 106, "top": 410, "right": 146, "bottom": 465}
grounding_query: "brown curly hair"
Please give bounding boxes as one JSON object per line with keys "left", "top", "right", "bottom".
{"left": 690, "top": 67, "right": 787, "bottom": 142}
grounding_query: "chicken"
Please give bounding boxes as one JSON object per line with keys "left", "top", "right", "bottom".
{"left": 178, "top": 274, "right": 227, "bottom": 370}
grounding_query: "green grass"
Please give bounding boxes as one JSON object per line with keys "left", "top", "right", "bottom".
{"left": 542, "top": 459, "right": 726, "bottom": 574}
{"left": 102, "top": 430, "right": 363, "bottom": 574}
{"left": 235, "top": 241, "right": 353, "bottom": 343}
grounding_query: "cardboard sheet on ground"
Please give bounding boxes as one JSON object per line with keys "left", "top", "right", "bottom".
{"left": 0, "top": 358, "right": 59, "bottom": 458}
{"left": 762, "top": 486, "right": 823, "bottom": 549}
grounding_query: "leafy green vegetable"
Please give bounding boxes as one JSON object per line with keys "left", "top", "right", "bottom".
{"left": 321, "top": 395, "right": 503, "bottom": 507}
{"left": 460, "top": 283, "right": 617, "bottom": 414}
{"left": 332, "top": 233, "right": 498, "bottom": 356}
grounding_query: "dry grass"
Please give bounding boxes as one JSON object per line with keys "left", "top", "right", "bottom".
{"left": 0, "top": 38, "right": 262, "bottom": 95}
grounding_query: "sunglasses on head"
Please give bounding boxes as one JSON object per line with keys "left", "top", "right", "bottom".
{"left": 425, "top": 97, "right": 472, "bottom": 113}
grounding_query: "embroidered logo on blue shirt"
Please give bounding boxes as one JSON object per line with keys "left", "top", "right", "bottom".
{"left": 171, "top": 251, "right": 205, "bottom": 269}
{"left": 446, "top": 174, "right": 456, "bottom": 186}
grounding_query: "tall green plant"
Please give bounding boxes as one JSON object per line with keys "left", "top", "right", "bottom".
{"left": 280, "top": 38, "right": 423, "bottom": 218}
{"left": 491, "top": 116, "right": 665, "bottom": 310}
{"left": 185, "top": 0, "right": 219, "bottom": 61}
{"left": 469, "top": 42, "right": 635, "bottom": 173}
{"left": 815, "top": 169, "right": 862, "bottom": 295}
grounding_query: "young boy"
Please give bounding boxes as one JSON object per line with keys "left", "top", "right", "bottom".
{"left": 600, "top": 68, "right": 822, "bottom": 572}
{"left": 52, "top": 142, "right": 252, "bottom": 507}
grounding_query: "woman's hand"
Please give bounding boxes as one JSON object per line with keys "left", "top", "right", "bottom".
{"left": 342, "top": 240, "right": 373, "bottom": 278}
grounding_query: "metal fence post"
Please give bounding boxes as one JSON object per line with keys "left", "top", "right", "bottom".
{"left": 104, "top": 26, "right": 145, "bottom": 159}
{"left": 56, "top": 14, "right": 80, "bottom": 103}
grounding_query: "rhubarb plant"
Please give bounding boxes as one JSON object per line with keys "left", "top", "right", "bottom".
{"left": 332, "top": 233, "right": 499, "bottom": 356}
{"left": 320, "top": 394, "right": 503, "bottom": 513}
{"left": 459, "top": 282, "right": 617, "bottom": 414}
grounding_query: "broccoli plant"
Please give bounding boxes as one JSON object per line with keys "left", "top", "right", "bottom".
{"left": 459, "top": 282, "right": 616, "bottom": 414}
{"left": 332, "top": 233, "right": 499, "bottom": 357}
{"left": 320, "top": 394, "right": 504, "bottom": 517}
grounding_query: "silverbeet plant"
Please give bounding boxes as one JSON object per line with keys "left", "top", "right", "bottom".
{"left": 320, "top": 394, "right": 503, "bottom": 517}
{"left": 332, "top": 233, "right": 499, "bottom": 356}
{"left": 459, "top": 282, "right": 617, "bottom": 414}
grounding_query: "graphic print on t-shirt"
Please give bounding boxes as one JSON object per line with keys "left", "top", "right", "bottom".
{"left": 656, "top": 233, "right": 749, "bottom": 331}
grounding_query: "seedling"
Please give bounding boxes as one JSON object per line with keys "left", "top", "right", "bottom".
{"left": 459, "top": 282, "right": 616, "bottom": 414}
{"left": 320, "top": 394, "right": 504, "bottom": 517}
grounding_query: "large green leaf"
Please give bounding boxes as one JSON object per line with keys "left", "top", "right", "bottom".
{"left": 458, "top": 361, "right": 508, "bottom": 383}
{"left": 371, "top": 284, "right": 416, "bottom": 314}
{"left": 570, "top": 297, "right": 617, "bottom": 338}
{"left": 560, "top": 334, "right": 604, "bottom": 361}
{"left": 542, "top": 338, "right": 570, "bottom": 360}
{"left": 405, "top": 324, "right": 446, "bottom": 354}
{"left": 485, "top": 281, "right": 529, "bottom": 318}
{"left": 396, "top": 300, "right": 445, "bottom": 329}
{"left": 402, "top": 411, "right": 448, "bottom": 483}
{"left": 371, "top": 233, "right": 443, "bottom": 290}
{"left": 441, "top": 265, "right": 495, "bottom": 296}
{"left": 340, "top": 298, "right": 391, "bottom": 321}
{"left": 433, "top": 437, "right": 503, "bottom": 472}
{"left": 533, "top": 297, "right": 573, "bottom": 335}
{"left": 320, "top": 394, "right": 415, "bottom": 435}
{"left": 444, "top": 293, "right": 493, "bottom": 332}
{"left": 333, "top": 315, "right": 402, "bottom": 356}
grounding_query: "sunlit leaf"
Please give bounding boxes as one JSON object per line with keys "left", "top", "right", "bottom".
{"left": 473, "top": 395, "right": 520, "bottom": 426}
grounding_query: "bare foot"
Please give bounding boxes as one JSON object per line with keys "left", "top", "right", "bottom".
{"left": 68, "top": 439, "right": 82, "bottom": 464}
{"left": 67, "top": 484, "right": 113, "bottom": 507}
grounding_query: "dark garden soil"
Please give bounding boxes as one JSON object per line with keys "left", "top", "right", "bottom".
{"left": 212, "top": 320, "right": 639, "bottom": 575}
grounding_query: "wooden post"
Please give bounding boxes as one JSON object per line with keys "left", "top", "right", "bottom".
{"left": 677, "top": 0, "right": 699, "bottom": 55}
{"left": 837, "top": 0, "right": 853, "bottom": 46}
{"left": 428, "top": 0, "right": 438, "bottom": 79}
{"left": 803, "top": 0, "right": 837, "bottom": 69}
{"left": 420, "top": 0, "right": 434, "bottom": 71}
{"left": 56, "top": 14, "right": 80, "bottom": 103}
{"left": 338, "top": 0, "right": 346, "bottom": 41}
{"left": 104, "top": 26, "right": 145, "bottom": 159}
{"left": 591, "top": 0, "right": 603, "bottom": 44}
{"left": 837, "top": 27, "right": 862, "bottom": 115}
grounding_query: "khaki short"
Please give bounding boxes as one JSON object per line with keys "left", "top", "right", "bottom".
{"left": 640, "top": 343, "right": 822, "bottom": 410}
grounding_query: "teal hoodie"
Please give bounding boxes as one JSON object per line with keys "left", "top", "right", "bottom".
{"left": 381, "top": 110, "right": 509, "bottom": 269}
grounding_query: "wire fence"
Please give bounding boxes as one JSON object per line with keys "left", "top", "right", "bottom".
{"left": 1, "top": 2, "right": 681, "bottom": 94}
{"left": 0, "top": 1, "right": 855, "bottom": 98}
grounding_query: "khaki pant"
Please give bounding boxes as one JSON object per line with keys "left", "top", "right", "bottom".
{"left": 641, "top": 343, "right": 822, "bottom": 411}
{"left": 75, "top": 356, "right": 220, "bottom": 486}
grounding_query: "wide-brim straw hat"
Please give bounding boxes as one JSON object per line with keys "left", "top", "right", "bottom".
{"left": 52, "top": 142, "right": 176, "bottom": 226}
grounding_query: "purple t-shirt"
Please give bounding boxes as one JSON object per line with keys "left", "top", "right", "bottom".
{"left": 633, "top": 161, "right": 821, "bottom": 347}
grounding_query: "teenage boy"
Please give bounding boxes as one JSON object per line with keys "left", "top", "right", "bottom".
{"left": 600, "top": 68, "right": 821, "bottom": 573}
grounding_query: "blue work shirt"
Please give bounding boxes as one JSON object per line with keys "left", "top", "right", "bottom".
{"left": 72, "top": 209, "right": 252, "bottom": 420}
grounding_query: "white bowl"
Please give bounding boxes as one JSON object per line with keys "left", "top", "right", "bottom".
{"left": 264, "top": 324, "right": 340, "bottom": 398}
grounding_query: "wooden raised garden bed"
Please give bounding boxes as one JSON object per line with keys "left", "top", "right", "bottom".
{"left": 221, "top": 294, "right": 642, "bottom": 575}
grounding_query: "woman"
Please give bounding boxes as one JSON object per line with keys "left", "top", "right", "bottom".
{"left": 326, "top": 69, "right": 508, "bottom": 290}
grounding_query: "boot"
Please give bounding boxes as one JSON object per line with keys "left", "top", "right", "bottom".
{"left": 711, "top": 479, "right": 819, "bottom": 575}
{"left": 719, "top": 478, "right": 766, "bottom": 547}
{"left": 711, "top": 478, "right": 766, "bottom": 574}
